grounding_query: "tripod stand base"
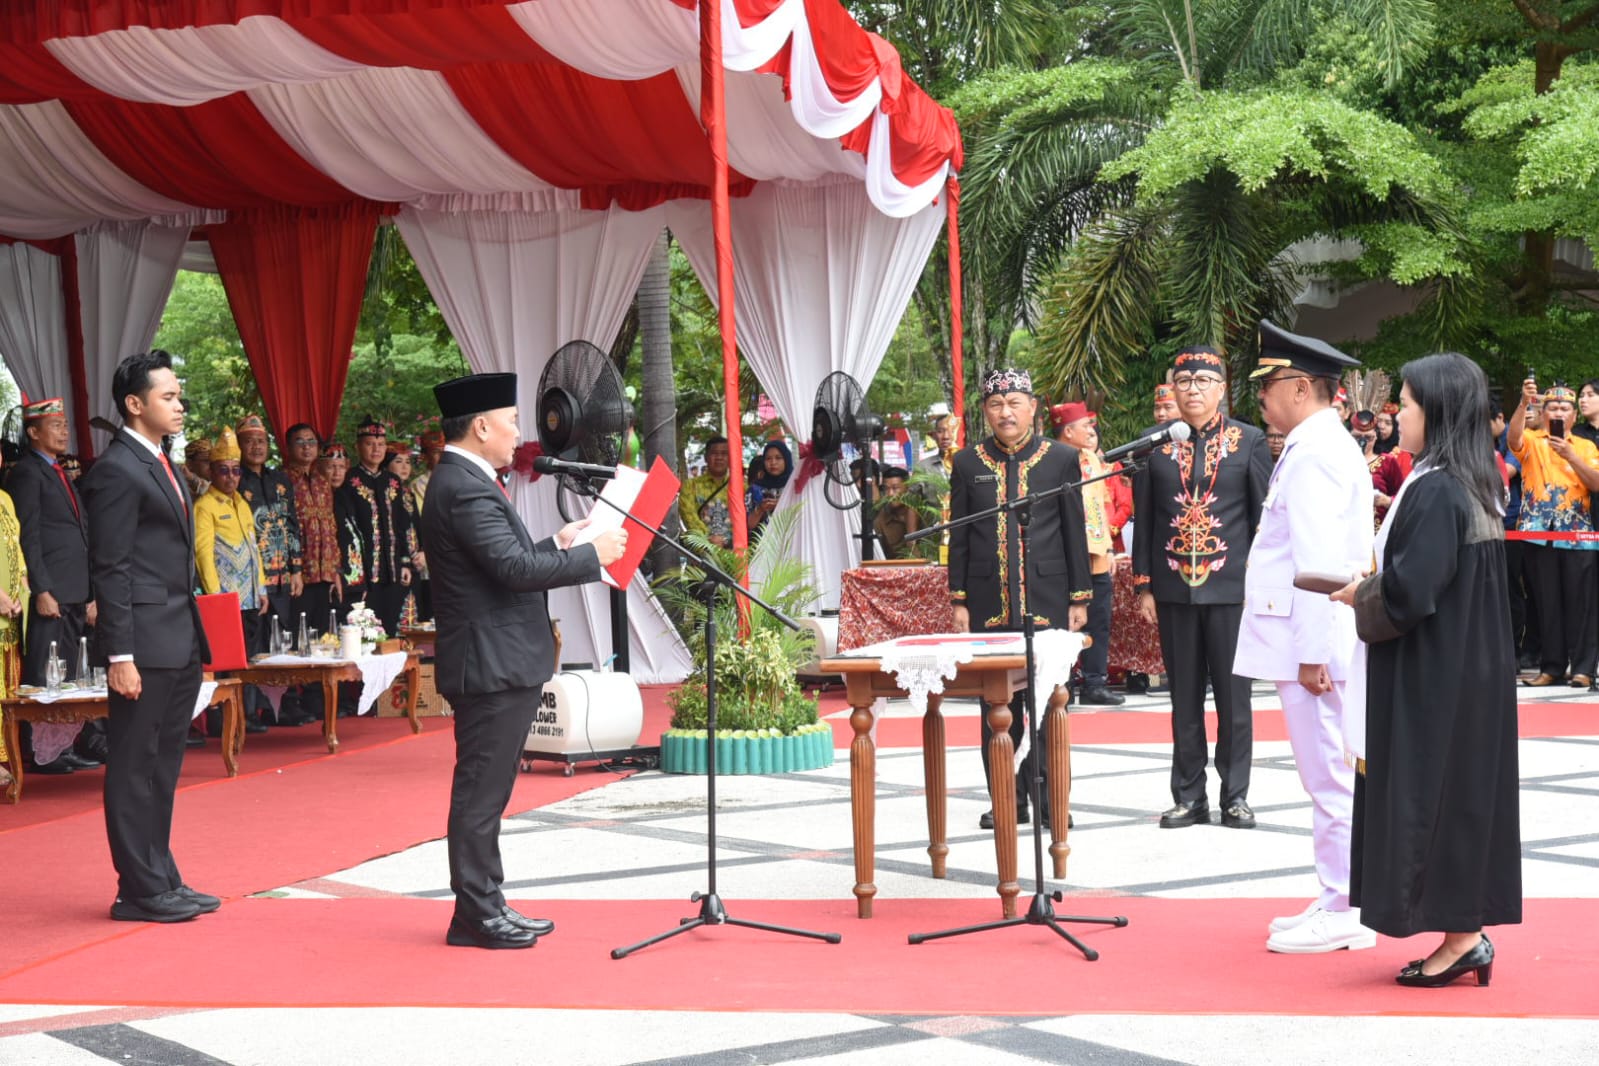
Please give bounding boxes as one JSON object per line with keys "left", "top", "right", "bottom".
{"left": 907, "top": 891, "right": 1127, "bottom": 961}
{"left": 611, "top": 892, "right": 843, "bottom": 960}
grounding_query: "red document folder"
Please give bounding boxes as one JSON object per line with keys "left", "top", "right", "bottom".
{"left": 604, "top": 456, "right": 682, "bottom": 588}
{"left": 196, "top": 591, "right": 248, "bottom": 671}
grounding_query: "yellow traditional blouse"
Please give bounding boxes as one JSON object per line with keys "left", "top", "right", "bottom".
{"left": 0, "top": 488, "right": 29, "bottom": 753}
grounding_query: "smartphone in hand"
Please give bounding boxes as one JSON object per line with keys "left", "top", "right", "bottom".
{"left": 1551, "top": 417, "right": 1567, "bottom": 439}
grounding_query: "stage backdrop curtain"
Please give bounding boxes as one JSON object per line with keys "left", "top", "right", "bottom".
{"left": 209, "top": 201, "right": 384, "bottom": 440}
{"left": 74, "top": 218, "right": 191, "bottom": 455}
{"left": 668, "top": 179, "right": 944, "bottom": 608}
{"left": 0, "top": 240, "right": 71, "bottom": 414}
{"left": 396, "top": 201, "right": 692, "bottom": 683}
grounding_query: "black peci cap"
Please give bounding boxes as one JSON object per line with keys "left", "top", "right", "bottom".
{"left": 434, "top": 373, "right": 518, "bottom": 419}
{"left": 1250, "top": 320, "right": 1361, "bottom": 380}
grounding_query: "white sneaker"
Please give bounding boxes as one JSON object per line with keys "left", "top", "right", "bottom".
{"left": 1268, "top": 900, "right": 1323, "bottom": 935}
{"left": 1266, "top": 907, "right": 1376, "bottom": 954}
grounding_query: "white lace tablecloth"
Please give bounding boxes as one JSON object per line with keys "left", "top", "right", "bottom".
{"left": 15, "top": 681, "right": 220, "bottom": 762}
{"left": 251, "top": 652, "right": 408, "bottom": 715}
{"left": 841, "top": 630, "right": 1088, "bottom": 767}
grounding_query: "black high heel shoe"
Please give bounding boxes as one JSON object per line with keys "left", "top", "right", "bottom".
{"left": 1395, "top": 934, "right": 1493, "bottom": 988}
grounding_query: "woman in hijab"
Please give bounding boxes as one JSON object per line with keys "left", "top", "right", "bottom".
{"left": 746, "top": 439, "right": 794, "bottom": 538}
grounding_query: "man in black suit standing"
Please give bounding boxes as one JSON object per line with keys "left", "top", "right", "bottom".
{"left": 82, "top": 350, "right": 217, "bottom": 924}
{"left": 8, "top": 397, "right": 101, "bottom": 772}
{"left": 422, "top": 373, "right": 626, "bottom": 950}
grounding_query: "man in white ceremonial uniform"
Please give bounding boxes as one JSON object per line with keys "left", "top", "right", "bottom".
{"left": 1234, "top": 321, "right": 1376, "bottom": 954}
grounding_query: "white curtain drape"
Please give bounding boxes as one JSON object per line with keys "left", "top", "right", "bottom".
{"left": 0, "top": 241, "right": 71, "bottom": 416}
{"left": 667, "top": 179, "right": 945, "bottom": 608}
{"left": 396, "top": 203, "right": 691, "bottom": 683}
{"left": 74, "top": 219, "right": 191, "bottom": 453}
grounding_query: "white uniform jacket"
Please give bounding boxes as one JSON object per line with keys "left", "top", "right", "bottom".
{"left": 1233, "top": 407, "right": 1374, "bottom": 682}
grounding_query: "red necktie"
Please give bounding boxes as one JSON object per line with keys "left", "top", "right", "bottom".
{"left": 498, "top": 478, "right": 511, "bottom": 501}
{"left": 158, "top": 452, "right": 188, "bottom": 515}
{"left": 55, "top": 464, "right": 79, "bottom": 520}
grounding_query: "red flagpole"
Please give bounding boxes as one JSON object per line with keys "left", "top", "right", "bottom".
{"left": 700, "top": 0, "right": 752, "bottom": 624}
{"left": 946, "top": 176, "right": 965, "bottom": 447}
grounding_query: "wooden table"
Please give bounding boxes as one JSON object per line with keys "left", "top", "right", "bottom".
{"left": 4, "top": 678, "right": 244, "bottom": 802}
{"left": 230, "top": 651, "right": 421, "bottom": 754}
{"left": 818, "top": 651, "right": 1075, "bottom": 920}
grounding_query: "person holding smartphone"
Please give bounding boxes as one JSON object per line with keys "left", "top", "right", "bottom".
{"left": 1509, "top": 379, "right": 1599, "bottom": 688}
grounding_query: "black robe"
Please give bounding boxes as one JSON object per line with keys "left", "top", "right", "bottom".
{"left": 1351, "top": 470, "right": 1522, "bottom": 937}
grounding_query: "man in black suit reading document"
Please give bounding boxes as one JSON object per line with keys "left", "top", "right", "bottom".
{"left": 422, "top": 373, "right": 626, "bottom": 950}
{"left": 83, "top": 350, "right": 217, "bottom": 923}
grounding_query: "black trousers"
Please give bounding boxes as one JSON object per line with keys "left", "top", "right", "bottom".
{"left": 105, "top": 647, "right": 203, "bottom": 899}
{"left": 364, "top": 582, "right": 407, "bottom": 641}
{"left": 447, "top": 685, "right": 541, "bottom": 921}
{"left": 1528, "top": 545, "right": 1598, "bottom": 677}
{"left": 284, "top": 581, "right": 335, "bottom": 718}
{"left": 1081, "top": 570, "right": 1114, "bottom": 686}
{"left": 1155, "top": 600, "right": 1253, "bottom": 807}
{"left": 24, "top": 599, "right": 87, "bottom": 685}
{"left": 1503, "top": 538, "right": 1534, "bottom": 659}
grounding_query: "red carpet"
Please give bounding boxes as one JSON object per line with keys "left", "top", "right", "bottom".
{"left": 1, "top": 896, "right": 1591, "bottom": 1018}
{"left": 0, "top": 691, "right": 677, "bottom": 976}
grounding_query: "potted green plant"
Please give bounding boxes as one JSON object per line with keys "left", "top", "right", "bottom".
{"left": 654, "top": 506, "right": 833, "bottom": 774}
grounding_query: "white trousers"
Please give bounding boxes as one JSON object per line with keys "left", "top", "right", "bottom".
{"left": 1275, "top": 680, "right": 1356, "bottom": 911}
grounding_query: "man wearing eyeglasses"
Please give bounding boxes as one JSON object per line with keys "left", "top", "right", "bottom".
{"left": 1131, "top": 346, "right": 1271, "bottom": 830}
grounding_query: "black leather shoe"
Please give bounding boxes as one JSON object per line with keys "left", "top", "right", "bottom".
{"left": 446, "top": 914, "right": 537, "bottom": 950}
{"left": 60, "top": 750, "right": 103, "bottom": 770}
{"left": 500, "top": 906, "right": 555, "bottom": 936}
{"left": 186, "top": 731, "right": 206, "bottom": 748}
{"left": 1124, "top": 673, "right": 1149, "bottom": 695}
{"left": 1159, "top": 800, "right": 1210, "bottom": 828}
{"left": 978, "top": 805, "right": 1030, "bottom": 830}
{"left": 25, "top": 756, "right": 75, "bottom": 775}
{"left": 1220, "top": 801, "right": 1256, "bottom": 829}
{"left": 276, "top": 708, "right": 317, "bottom": 726}
{"left": 110, "top": 890, "right": 202, "bottom": 923}
{"left": 1396, "top": 934, "right": 1493, "bottom": 988}
{"left": 1079, "top": 685, "right": 1126, "bottom": 706}
{"left": 244, "top": 714, "right": 270, "bottom": 735}
{"left": 175, "top": 885, "right": 221, "bottom": 913}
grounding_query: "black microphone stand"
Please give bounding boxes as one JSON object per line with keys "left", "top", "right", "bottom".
{"left": 556, "top": 476, "right": 842, "bottom": 959}
{"left": 898, "top": 461, "right": 1136, "bottom": 958}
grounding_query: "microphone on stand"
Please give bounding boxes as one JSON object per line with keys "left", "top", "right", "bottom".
{"left": 1101, "top": 420, "right": 1192, "bottom": 464}
{"left": 531, "top": 455, "right": 619, "bottom": 480}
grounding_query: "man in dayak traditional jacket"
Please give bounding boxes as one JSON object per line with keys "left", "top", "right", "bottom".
{"left": 336, "top": 416, "right": 414, "bottom": 640}
{"left": 1132, "top": 346, "right": 1272, "bottom": 830}
{"left": 949, "top": 368, "right": 1091, "bottom": 831}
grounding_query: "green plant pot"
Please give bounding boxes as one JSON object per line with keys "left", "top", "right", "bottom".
{"left": 661, "top": 727, "right": 831, "bottom": 775}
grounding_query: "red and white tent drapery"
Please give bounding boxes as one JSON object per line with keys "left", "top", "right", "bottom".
{"left": 0, "top": 0, "right": 965, "bottom": 678}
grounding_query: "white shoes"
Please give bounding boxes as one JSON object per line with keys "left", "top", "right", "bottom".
{"left": 1268, "top": 900, "right": 1322, "bottom": 935}
{"left": 1266, "top": 907, "right": 1376, "bottom": 954}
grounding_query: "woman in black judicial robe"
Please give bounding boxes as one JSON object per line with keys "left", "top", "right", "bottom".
{"left": 1337, "top": 353, "right": 1521, "bottom": 988}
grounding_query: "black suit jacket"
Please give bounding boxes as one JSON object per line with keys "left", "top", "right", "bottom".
{"left": 82, "top": 429, "right": 210, "bottom": 668}
{"left": 420, "top": 452, "right": 601, "bottom": 699}
{"left": 947, "top": 433, "right": 1092, "bottom": 631}
{"left": 1130, "top": 415, "right": 1271, "bottom": 605}
{"left": 5, "top": 448, "right": 90, "bottom": 605}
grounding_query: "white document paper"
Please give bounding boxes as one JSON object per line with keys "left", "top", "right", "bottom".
{"left": 569, "top": 465, "right": 646, "bottom": 588}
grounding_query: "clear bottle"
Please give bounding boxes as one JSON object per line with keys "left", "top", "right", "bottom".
{"left": 75, "top": 636, "right": 90, "bottom": 682}
{"left": 297, "top": 613, "right": 309, "bottom": 654}
{"left": 46, "top": 640, "right": 61, "bottom": 695}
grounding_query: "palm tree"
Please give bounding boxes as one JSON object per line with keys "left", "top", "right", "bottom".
{"left": 951, "top": 0, "right": 1458, "bottom": 431}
